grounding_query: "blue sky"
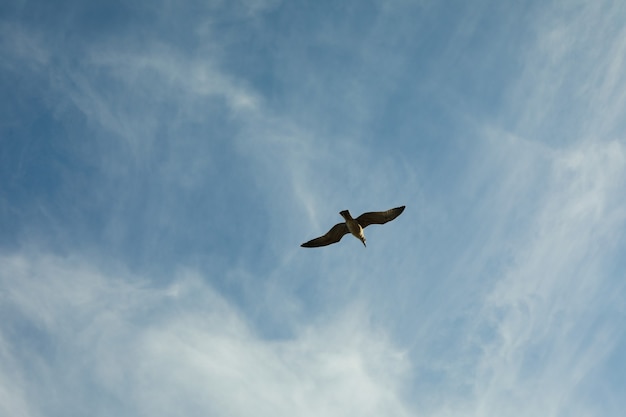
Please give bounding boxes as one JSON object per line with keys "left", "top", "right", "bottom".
{"left": 2, "top": 0, "right": 626, "bottom": 415}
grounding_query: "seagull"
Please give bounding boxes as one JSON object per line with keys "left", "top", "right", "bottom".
{"left": 301, "top": 206, "right": 406, "bottom": 248}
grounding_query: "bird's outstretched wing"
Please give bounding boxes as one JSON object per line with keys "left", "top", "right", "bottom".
{"left": 356, "top": 206, "right": 405, "bottom": 228}
{"left": 301, "top": 223, "right": 349, "bottom": 247}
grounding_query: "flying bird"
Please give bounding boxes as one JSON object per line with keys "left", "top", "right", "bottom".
{"left": 301, "top": 206, "right": 406, "bottom": 248}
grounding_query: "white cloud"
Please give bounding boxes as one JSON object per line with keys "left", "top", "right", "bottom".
{"left": 503, "top": 0, "right": 626, "bottom": 141}
{"left": 469, "top": 139, "right": 626, "bottom": 417}
{"left": 0, "top": 333, "right": 35, "bottom": 417}
{"left": 0, "top": 252, "right": 411, "bottom": 417}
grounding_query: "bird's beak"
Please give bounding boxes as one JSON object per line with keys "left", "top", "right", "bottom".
{"left": 362, "top": 240, "right": 366, "bottom": 247}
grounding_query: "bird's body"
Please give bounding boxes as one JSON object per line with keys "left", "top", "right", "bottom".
{"left": 340, "top": 210, "right": 367, "bottom": 246}
{"left": 301, "top": 206, "right": 405, "bottom": 248}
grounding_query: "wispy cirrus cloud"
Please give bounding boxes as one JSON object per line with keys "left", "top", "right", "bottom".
{"left": 501, "top": 0, "right": 626, "bottom": 142}
{"left": 466, "top": 139, "right": 626, "bottom": 416}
